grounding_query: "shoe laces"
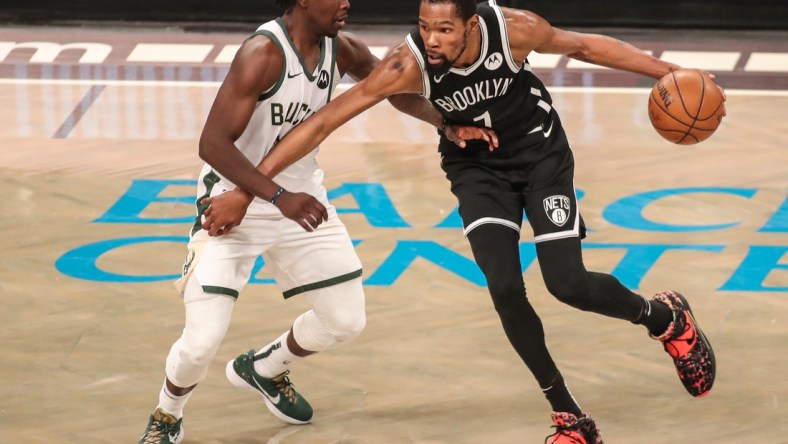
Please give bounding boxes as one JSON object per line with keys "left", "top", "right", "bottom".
{"left": 141, "top": 420, "right": 170, "bottom": 443}
{"left": 663, "top": 312, "right": 695, "bottom": 359}
{"left": 272, "top": 370, "right": 298, "bottom": 404}
{"left": 141, "top": 410, "right": 178, "bottom": 443}
{"left": 545, "top": 413, "right": 599, "bottom": 444}
{"left": 545, "top": 427, "right": 586, "bottom": 444}
{"left": 545, "top": 413, "right": 591, "bottom": 444}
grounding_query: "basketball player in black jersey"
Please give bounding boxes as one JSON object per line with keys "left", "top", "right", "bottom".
{"left": 203, "top": 1, "right": 720, "bottom": 442}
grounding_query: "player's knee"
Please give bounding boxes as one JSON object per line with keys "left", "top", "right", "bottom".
{"left": 323, "top": 304, "right": 366, "bottom": 342}
{"left": 179, "top": 328, "right": 224, "bottom": 366}
{"left": 311, "top": 279, "right": 366, "bottom": 343}
{"left": 488, "top": 278, "right": 524, "bottom": 301}
{"left": 544, "top": 274, "right": 591, "bottom": 310}
{"left": 487, "top": 279, "right": 528, "bottom": 321}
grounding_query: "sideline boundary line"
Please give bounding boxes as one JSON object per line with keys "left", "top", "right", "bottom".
{"left": 1, "top": 78, "right": 786, "bottom": 96}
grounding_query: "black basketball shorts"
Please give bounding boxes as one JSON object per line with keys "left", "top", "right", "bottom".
{"left": 440, "top": 120, "right": 586, "bottom": 243}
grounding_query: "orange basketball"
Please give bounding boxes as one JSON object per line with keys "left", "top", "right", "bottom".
{"left": 647, "top": 69, "right": 725, "bottom": 145}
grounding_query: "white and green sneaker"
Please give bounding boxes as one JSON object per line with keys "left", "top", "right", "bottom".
{"left": 225, "top": 349, "right": 313, "bottom": 424}
{"left": 138, "top": 408, "right": 184, "bottom": 444}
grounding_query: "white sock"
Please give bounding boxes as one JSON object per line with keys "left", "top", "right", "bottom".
{"left": 157, "top": 381, "right": 193, "bottom": 419}
{"left": 253, "top": 331, "right": 303, "bottom": 378}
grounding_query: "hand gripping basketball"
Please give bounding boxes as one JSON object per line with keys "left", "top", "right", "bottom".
{"left": 648, "top": 69, "right": 726, "bottom": 145}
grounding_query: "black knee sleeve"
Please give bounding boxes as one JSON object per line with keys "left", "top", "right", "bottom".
{"left": 537, "top": 238, "right": 643, "bottom": 320}
{"left": 466, "top": 224, "right": 559, "bottom": 386}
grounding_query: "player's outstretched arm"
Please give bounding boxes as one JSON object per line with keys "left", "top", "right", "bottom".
{"left": 259, "top": 44, "right": 424, "bottom": 178}
{"left": 502, "top": 7, "right": 679, "bottom": 80}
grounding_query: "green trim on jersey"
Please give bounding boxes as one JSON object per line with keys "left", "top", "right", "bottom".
{"left": 283, "top": 269, "right": 363, "bottom": 299}
{"left": 191, "top": 170, "right": 222, "bottom": 236}
{"left": 251, "top": 29, "right": 287, "bottom": 102}
{"left": 327, "top": 35, "right": 338, "bottom": 102}
{"left": 202, "top": 285, "right": 240, "bottom": 299}
{"left": 275, "top": 17, "right": 326, "bottom": 82}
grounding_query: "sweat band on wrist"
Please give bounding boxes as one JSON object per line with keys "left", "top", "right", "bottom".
{"left": 270, "top": 187, "right": 286, "bottom": 205}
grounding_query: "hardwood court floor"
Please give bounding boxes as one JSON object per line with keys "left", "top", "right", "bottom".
{"left": 1, "top": 25, "right": 787, "bottom": 444}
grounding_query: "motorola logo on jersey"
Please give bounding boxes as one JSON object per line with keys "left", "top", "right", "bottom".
{"left": 317, "top": 70, "right": 330, "bottom": 89}
{"left": 485, "top": 52, "right": 503, "bottom": 70}
{"left": 544, "top": 195, "right": 571, "bottom": 227}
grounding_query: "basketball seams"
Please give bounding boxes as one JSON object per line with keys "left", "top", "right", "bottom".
{"left": 694, "top": 102, "right": 724, "bottom": 122}
{"left": 649, "top": 68, "right": 724, "bottom": 144}
{"left": 678, "top": 70, "right": 706, "bottom": 144}
{"left": 649, "top": 89, "right": 693, "bottom": 127}
{"left": 648, "top": 89, "right": 691, "bottom": 143}
{"left": 696, "top": 76, "right": 724, "bottom": 122}
{"left": 671, "top": 70, "right": 698, "bottom": 122}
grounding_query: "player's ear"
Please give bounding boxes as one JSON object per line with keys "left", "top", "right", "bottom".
{"left": 467, "top": 15, "right": 480, "bottom": 33}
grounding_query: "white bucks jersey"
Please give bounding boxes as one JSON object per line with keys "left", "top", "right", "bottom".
{"left": 209, "top": 18, "right": 340, "bottom": 194}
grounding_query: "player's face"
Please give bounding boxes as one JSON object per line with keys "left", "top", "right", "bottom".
{"left": 418, "top": 2, "right": 473, "bottom": 76}
{"left": 308, "top": 0, "right": 350, "bottom": 37}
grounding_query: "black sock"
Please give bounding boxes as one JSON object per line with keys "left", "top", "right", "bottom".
{"left": 542, "top": 372, "right": 582, "bottom": 416}
{"left": 636, "top": 298, "right": 674, "bottom": 336}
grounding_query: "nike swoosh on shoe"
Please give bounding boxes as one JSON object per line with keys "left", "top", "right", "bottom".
{"left": 252, "top": 377, "right": 281, "bottom": 404}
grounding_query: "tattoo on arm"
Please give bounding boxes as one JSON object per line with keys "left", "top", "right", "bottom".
{"left": 391, "top": 60, "right": 404, "bottom": 73}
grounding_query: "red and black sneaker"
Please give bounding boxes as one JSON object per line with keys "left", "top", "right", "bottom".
{"left": 651, "top": 290, "right": 716, "bottom": 397}
{"left": 545, "top": 412, "right": 603, "bottom": 444}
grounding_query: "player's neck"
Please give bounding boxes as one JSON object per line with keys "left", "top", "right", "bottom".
{"left": 280, "top": 15, "right": 323, "bottom": 54}
{"left": 454, "top": 26, "right": 482, "bottom": 69}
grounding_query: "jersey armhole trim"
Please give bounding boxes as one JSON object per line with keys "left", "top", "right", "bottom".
{"left": 328, "top": 35, "right": 339, "bottom": 102}
{"left": 251, "top": 30, "right": 286, "bottom": 102}
{"left": 490, "top": 2, "right": 521, "bottom": 73}
{"left": 405, "top": 34, "right": 430, "bottom": 98}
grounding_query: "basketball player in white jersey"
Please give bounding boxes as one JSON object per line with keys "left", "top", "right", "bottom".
{"left": 201, "top": 1, "right": 723, "bottom": 443}
{"left": 137, "top": 1, "right": 494, "bottom": 442}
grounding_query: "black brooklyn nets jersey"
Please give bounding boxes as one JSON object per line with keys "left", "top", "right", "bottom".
{"left": 407, "top": 1, "right": 555, "bottom": 153}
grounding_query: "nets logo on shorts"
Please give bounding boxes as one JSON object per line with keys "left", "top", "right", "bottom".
{"left": 543, "top": 195, "right": 571, "bottom": 227}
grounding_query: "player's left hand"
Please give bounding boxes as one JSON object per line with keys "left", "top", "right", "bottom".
{"left": 445, "top": 124, "right": 499, "bottom": 151}
{"left": 201, "top": 188, "right": 254, "bottom": 236}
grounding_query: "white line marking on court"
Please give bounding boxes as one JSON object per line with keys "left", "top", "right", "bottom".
{"left": 0, "top": 79, "right": 221, "bottom": 87}
{"left": 660, "top": 51, "right": 741, "bottom": 71}
{"left": 1, "top": 79, "right": 787, "bottom": 96}
{"left": 214, "top": 44, "right": 241, "bottom": 63}
{"left": 526, "top": 53, "right": 562, "bottom": 69}
{"left": 744, "top": 52, "right": 788, "bottom": 72}
{"left": 127, "top": 43, "right": 213, "bottom": 63}
{"left": 369, "top": 46, "right": 389, "bottom": 59}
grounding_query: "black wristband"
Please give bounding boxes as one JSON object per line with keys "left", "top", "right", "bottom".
{"left": 440, "top": 119, "right": 449, "bottom": 133}
{"left": 270, "top": 187, "right": 286, "bottom": 205}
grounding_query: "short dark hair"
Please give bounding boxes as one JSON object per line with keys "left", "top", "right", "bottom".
{"left": 423, "top": 0, "right": 477, "bottom": 22}
{"left": 275, "top": 0, "right": 297, "bottom": 14}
